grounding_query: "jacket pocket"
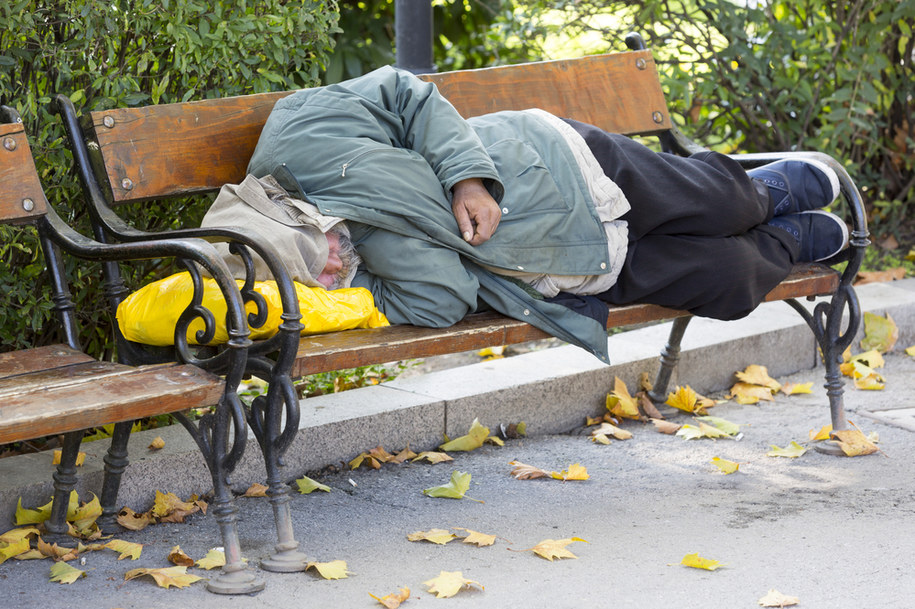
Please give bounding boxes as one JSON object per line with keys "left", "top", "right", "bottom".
{"left": 484, "top": 138, "right": 571, "bottom": 217}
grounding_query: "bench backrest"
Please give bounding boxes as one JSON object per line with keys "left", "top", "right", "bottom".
{"left": 0, "top": 121, "right": 48, "bottom": 225}
{"left": 86, "top": 49, "right": 670, "bottom": 204}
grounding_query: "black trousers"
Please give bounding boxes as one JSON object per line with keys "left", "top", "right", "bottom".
{"left": 562, "top": 119, "right": 799, "bottom": 321}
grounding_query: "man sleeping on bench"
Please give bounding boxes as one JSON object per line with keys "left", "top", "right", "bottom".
{"left": 202, "top": 66, "right": 848, "bottom": 364}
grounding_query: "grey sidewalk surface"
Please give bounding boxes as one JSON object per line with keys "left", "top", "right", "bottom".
{"left": 1, "top": 279, "right": 914, "bottom": 608}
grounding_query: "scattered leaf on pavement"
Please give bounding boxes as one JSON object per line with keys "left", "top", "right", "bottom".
{"left": 370, "top": 587, "right": 411, "bottom": 608}
{"left": 407, "top": 529, "right": 456, "bottom": 545}
{"left": 167, "top": 544, "right": 194, "bottom": 566}
{"left": 423, "top": 471, "right": 480, "bottom": 502}
{"left": 423, "top": 571, "right": 483, "bottom": 598}
{"left": 736, "top": 365, "right": 782, "bottom": 392}
{"left": 515, "top": 537, "right": 588, "bottom": 561}
{"left": 117, "top": 507, "right": 155, "bottom": 531}
{"left": 412, "top": 451, "right": 453, "bottom": 464}
{"left": 306, "top": 560, "right": 350, "bottom": 580}
{"left": 676, "top": 422, "right": 730, "bottom": 440}
{"left": 550, "top": 463, "right": 589, "bottom": 481}
{"left": 148, "top": 436, "right": 165, "bottom": 450}
{"left": 454, "top": 528, "right": 498, "bottom": 547}
{"left": 651, "top": 419, "right": 682, "bottom": 434}
{"left": 809, "top": 424, "right": 833, "bottom": 441}
{"left": 439, "top": 418, "right": 490, "bottom": 452}
{"left": 666, "top": 385, "right": 715, "bottom": 414}
{"left": 832, "top": 428, "right": 879, "bottom": 456}
{"left": 124, "top": 566, "right": 202, "bottom": 589}
{"left": 105, "top": 539, "right": 143, "bottom": 561}
{"left": 390, "top": 446, "right": 418, "bottom": 463}
{"left": 695, "top": 416, "right": 741, "bottom": 436}
{"left": 711, "top": 457, "right": 740, "bottom": 474}
{"left": 0, "top": 537, "right": 30, "bottom": 564}
{"left": 296, "top": 475, "right": 331, "bottom": 494}
{"left": 860, "top": 311, "right": 898, "bottom": 353}
{"left": 767, "top": 441, "right": 807, "bottom": 458}
{"left": 728, "top": 382, "right": 776, "bottom": 404}
{"left": 780, "top": 382, "right": 813, "bottom": 395}
{"left": 758, "top": 589, "right": 800, "bottom": 607}
{"left": 681, "top": 552, "right": 723, "bottom": 571}
{"left": 195, "top": 548, "right": 226, "bottom": 570}
{"left": 243, "top": 483, "right": 269, "bottom": 497}
{"left": 606, "top": 377, "right": 640, "bottom": 420}
{"left": 49, "top": 561, "right": 85, "bottom": 584}
{"left": 590, "top": 422, "right": 632, "bottom": 440}
{"left": 508, "top": 461, "right": 551, "bottom": 480}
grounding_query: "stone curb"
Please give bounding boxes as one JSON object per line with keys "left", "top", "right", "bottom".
{"left": 2, "top": 278, "right": 914, "bottom": 522}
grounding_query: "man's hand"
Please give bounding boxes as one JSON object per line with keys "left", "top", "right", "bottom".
{"left": 451, "top": 178, "right": 501, "bottom": 246}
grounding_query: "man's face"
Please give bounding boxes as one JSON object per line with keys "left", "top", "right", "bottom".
{"left": 316, "top": 231, "right": 343, "bottom": 289}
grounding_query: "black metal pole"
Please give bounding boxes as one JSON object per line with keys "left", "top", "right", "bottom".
{"left": 395, "top": 0, "right": 436, "bottom": 74}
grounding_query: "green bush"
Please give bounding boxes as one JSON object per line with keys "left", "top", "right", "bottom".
{"left": 0, "top": 0, "right": 339, "bottom": 354}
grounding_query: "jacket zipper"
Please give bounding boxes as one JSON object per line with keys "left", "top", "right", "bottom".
{"left": 340, "top": 148, "right": 386, "bottom": 177}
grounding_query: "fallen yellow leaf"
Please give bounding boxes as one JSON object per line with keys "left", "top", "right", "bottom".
{"left": 105, "top": 539, "right": 143, "bottom": 561}
{"left": 728, "top": 382, "right": 775, "bottom": 404}
{"left": 832, "top": 428, "right": 879, "bottom": 456}
{"left": 860, "top": 311, "right": 898, "bottom": 353}
{"left": 590, "top": 422, "right": 632, "bottom": 440}
{"left": 406, "top": 529, "right": 456, "bottom": 545}
{"left": 423, "top": 471, "right": 480, "bottom": 502}
{"left": 306, "top": 560, "right": 350, "bottom": 580}
{"left": 167, "top": 544, "right": 193, "bottom": 566}
{"left": 411, "top": 451, "right": 453, "bottom": 464}
{"left": 454, "top": 528, "right": 498, "bottom": 547}
{"left": 758, "top": 588, "right": 800, "bottom": 607}
{"left": 651, "top": 418, "right": 682, "bottom": 434}
{"left": 195, "top": 548, "right": 226, "bottom": 570}
{"left": 116, "top": 507, "right": 155, "bottom": 531}
{"left": 477, "top": 345, "right": 505, "bottom": 359}
{"left": 676, "top": 422, "right": 730, "bottom": 440}
{"left": 0, "top": 527, "right": 39, "bottom": 544}
{"left": 906, "top": 345, "right": 915, "bottom": 357}
{"left": 550, "top": 463, "right": 590, "bottom": 481}
{"left": 52, "top": 450, "right": 86, "bottom": 466}
{"left": 370, "top": 587, "right": 411, "bottom": 608}
{"left": 808, "top": 424, "right": 833, "bottom": 442}
{"left": 36, "top": 537, "right": 79, "bottom": 562}
{"left": 666, "top": 386, "right": 716, "bottom": 414}
{"left": 767, "top": 441, "right": 807, "bottom": 458}
{"left": 390, "top": 446, "right": 418, "bottom": 463}
{"left": 781, "top": 382, "right": 813, "bottom": 395}
{"left": 49, "top": 561, "right": 85, "bottom": 584}
{"left": 148, "top": 436, "right": 165, "bottom": 450}
{"left": 423, "top": 571, "right": 484, "bottom": 598}
{"left": 296, "top": 475, "right": 331, "bottom": 494}
{"left": 606, "top": 377, "right": 640, "bottom": 420}
{"left": 591, "top": 434, "right": 612, "bottom": 445}
{"left": 519, "top": 537, "right": 589, "bottom": 561}
{"left": 736, "top": 364, "right": 782, "bottom": 392}
{"left": 243, "top": 482, "right": 269, "bottom": 497}
{"left": 152, "top": 491, "right": 198, "bottom": 520}
{"left": 711, "top": 457, "right": 740, "bottom": 474}
{"left": 439, "top": 418, "right": 490, "bottom": 452}
{"left": 124, "top": 566, "right": 202, "bottom": 589}
{"left": 680, "top": 552, "right": 723, "bottom": 571}
{"left": 0, "top": 537, "right": 31, "bottom": 565}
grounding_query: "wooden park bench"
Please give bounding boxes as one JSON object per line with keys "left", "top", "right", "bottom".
{"left": 53, "top": 32, "right": 868, "bottom": 590}
{"left": 0, "top": 109, "right": 275, "bottom": 594}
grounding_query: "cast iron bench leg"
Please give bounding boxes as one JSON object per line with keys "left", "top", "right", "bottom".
{"left": 98, "top": 420, "right": 132, "bottom": 531}
{"left": 44, "top": 430, "right": 83, "bottom": 539}
{"left": 648, "top": 316, "right": 692, "bottom": 403}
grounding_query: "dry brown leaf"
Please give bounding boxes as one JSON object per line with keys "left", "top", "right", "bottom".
{"left": 167, "top": 544, "right": 194, "bottom": 566}
{"left": 508, "top": 460, "right": 551, "bottom": 480}
{"left": 124, "top": 566, "right": 202, "bottom": 589}
{"left": 36, "top": 537, "right": 79, "bottom": 562}
{"left": 651, "top": 418, "right": 682, "bottom": 434}
{"left": 855, "top": 267, "right": 906, "bottom": 285}
{"left": 832, "top": 428, "right": 879, "bottom": 456}
{"left": 243, "top": 483, "right": 269, "bottom": 497}
{"left": 636, "top": 391, "right": 664, "bottom": 419}
{"left": 117, "top": 507, "right": 155, "bottom": 532}
{"left": 370, "top": 587, "right": 411, "bottom": 608}
{"left": 411, "top": 451, "right": 453, "bottom": 465}
{"left": 590, "top": 422, "right": 632, "bottom": 440}
{"left": 389, "top": 446, "right": 418, "bottom": 464}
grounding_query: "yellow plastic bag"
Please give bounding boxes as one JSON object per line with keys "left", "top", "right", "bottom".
{"left": 116, "top": 272, "right": 388, "bottom": 346}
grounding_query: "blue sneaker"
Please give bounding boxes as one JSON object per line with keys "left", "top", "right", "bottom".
{"left": 748, "top": 159, "right": 840, "bottom": 216}
{"left": 768, "top": 210, "right": 849, "bottom": 262}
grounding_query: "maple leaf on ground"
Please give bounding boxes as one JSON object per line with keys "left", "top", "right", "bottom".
{"left": 711, "top": 457, "right": 740, "bottom": 474}
{"left": 453, "top": 528, "right": 499, "bottom": 547}
{"left": 124, "top": 566, "right": 202, "bottom": 589}
{"left": 243, "top": 483, "right": 269, "bottom": 497}
{"left": 637, "top": 391, "right": 665, "bottom": 419}
{"left": 695, "top": 416, "right": 741, "bottom": 436}
{"left": 736, "top": 365, "right": 782, "bottom": 392}
{"left": 832, "top": 428, "right": 880, "bottom": 456}
{"left": 406, "top": 529, "right": 456, "bottom": 545}
{"left": 666, "top": 385, "right": 715, "bottom": 414}
{"left": 860, "top": 311, "right": 898, "bottom": 353}
{"left": 591, "top": 434, "right": 612, "bottom": 445}
{"left": 676, "top": 422, "right": 731, "bottom": 440}
{"left": 423, "top": 571, "right": 484, "bottom": 598}
{"left": 370, "top": 587, "right": 411, "bottom": 608}
{"left": 152, "top": 491, "right": 199, "bottom": 522}
{"left": 36, "top": 537, "right": 79, "bottom": 562}
{"left": 296, "top": 475, "right": 331, "bottom": 494}
{"left": 758, "top": 589, "right": 800, "bottom": 607}
{"left": 411, "top": 451, "right": 453, "bottom": 465}
{"left": 515, "top": 537, "right": 589, "bottom": 561}
{"left": 390, "top": 445, "right": 418, "bottom": 464}
{"left": 349, "top": 452, "right": 382, "bottom": 470}
{"left": 195, "top": 548, "right": 226, "bottom": 570}
{"left": 809, "top": 424, "right": 833, "bottom": 441}
{"left": 49, "top": 561, "right": 85, "bottom": 584}
{"left": 651, "top": 418, "right": 682, "bottom": 434}
{"left": 306, "top": 560, "right": 350, "bottom": 580}
{"left": 508, "top": 460, "right": 551, "bottom": 480}
{"left": 116, "top": 507, "right": 155, "bottom": 531}
{"left": 423, "top": 471, "right": 481, "bottom": 502}
{"left": 780, "top": 382, "right": 813, "bottom": 395}
{"left": 439, "top": 418, "right": 490, "bottom": 452}
{"left": 767, "top": 441, "right": 807, "bottom": 458}
{"left": 606, "top": 377, "right": 640, "bottom": 420}
{"left": 105, "top": 539, "right": 143, "bottom": 561}
{"left": 167, "top": 544, "right": 194, "bottom": 566}
{"left": 550, "top": 463, "right": 590, "bottom": 481}
{"left": 0, "top": 527, "right": 39, "bottom": 544}
{"left": 590, "top": 422, "right": 632, "bottom": 440}
{"left": 680, "top": 552, "right": 723, "bottom": 571}
{"left": 0, "top": 537, "right": 31, "bottom": 565}
{"left": 728, "top": 382, "right": 776, "bottom": 404}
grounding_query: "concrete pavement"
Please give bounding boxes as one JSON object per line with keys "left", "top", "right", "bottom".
{"left": 1, "top": 278, "right": 914, "bottom": 608}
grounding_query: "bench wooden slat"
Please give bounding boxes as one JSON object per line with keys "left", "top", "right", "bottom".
{"left": 419, "top": 51, "right": 671, "bottom": 135}
{"left": 290, "top": 263, "right": 837, "bottom": 377}
{"left": 0, "top": 359, "right": 142, "bottom": 397}
{"left": 0, "top": 344, "right": 95, "bottom": 377}
{"left": 90, "top": 91, "right": 291, "bottom": 203}
{"left": 0, "top": 362, "right": 224, "bottom": 444}
{"left": 0, "top": 122, "right": 48, "bottom": 223}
